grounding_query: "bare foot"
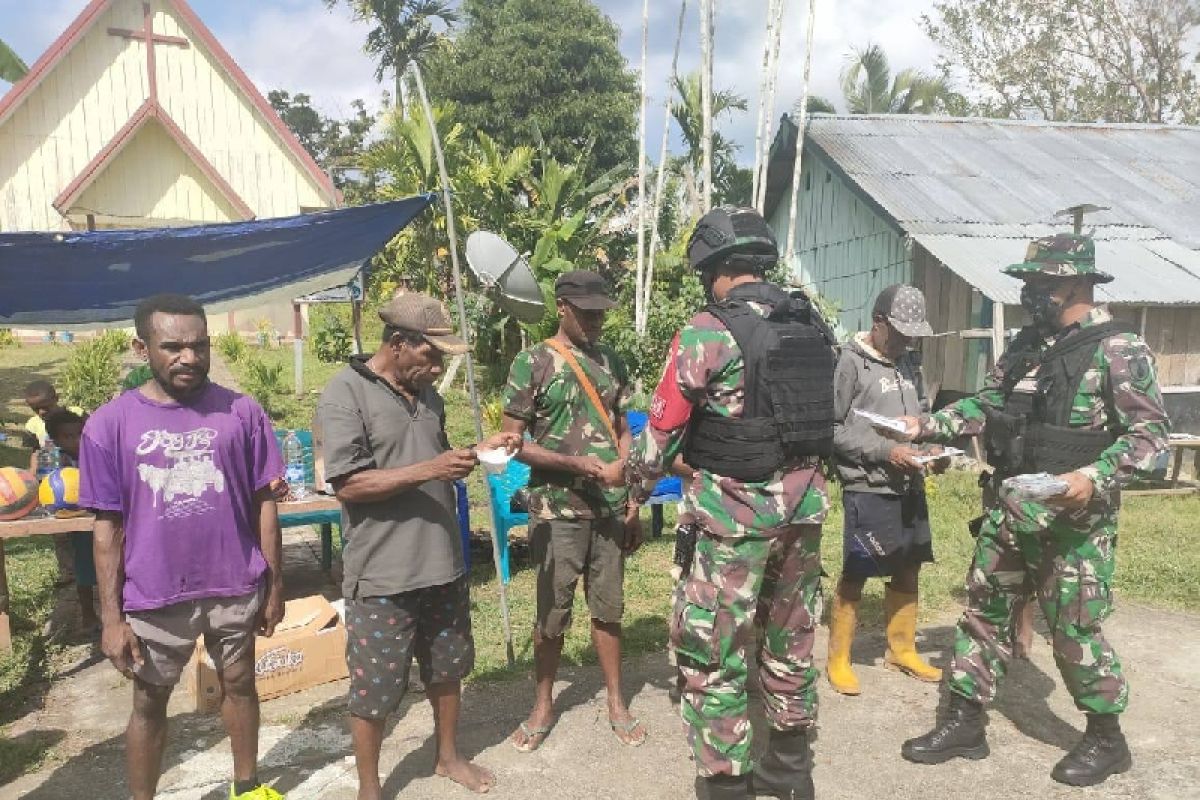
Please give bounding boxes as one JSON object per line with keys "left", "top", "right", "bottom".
{"left": 608, "top": 708, "right": 648, "bottom": 746}
{"left": 435, "top": 756, "right": 495, "bottom": 793}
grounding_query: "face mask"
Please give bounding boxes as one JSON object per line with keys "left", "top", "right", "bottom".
{"left": 1020, "top": 283, "right": 1063, "bottom": 329}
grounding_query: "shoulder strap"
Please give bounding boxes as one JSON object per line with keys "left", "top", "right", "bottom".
{"left": 542, "top": 338, "right": 620, "bottom": 445}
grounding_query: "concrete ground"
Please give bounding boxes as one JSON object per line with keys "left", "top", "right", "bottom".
{"left": 4, "top": 525, "right": 1198, "bottom": 800}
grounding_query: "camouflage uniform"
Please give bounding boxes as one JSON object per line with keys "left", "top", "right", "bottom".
{"left": 629, "top": 303, "right": 829, "bottom": 778}
{"left": 920, "top": 253, "right": 1169, "bottom": 714}
{"left": 503, "top": 341, "right": 632, "bottom": 519}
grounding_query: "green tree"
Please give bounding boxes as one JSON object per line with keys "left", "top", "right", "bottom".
{"left": 0, "top": 38, "right": 27, "bottom": 84}
{"left": 839, "top": 43, "right": 956, "bottom": 114}
{"left": 425, "top": 0, "right": 639, "bottom": 174}
{"left": 268, "top": 90, "right": 376, "bottom": 200}
{"left": 923, "top": 0, "right": 1200, "bottom": 123}
{"left": 670, "top": 72, "right": 751, "bottom": 216}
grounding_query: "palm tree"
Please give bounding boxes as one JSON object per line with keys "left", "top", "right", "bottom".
{"left": 0, "top": 37, "right": 28, "bottom": 84}
{"left": 671, "top": 72, "right": 747, "bottom": 218}
{"left": 326, "top": 0, "right": 457, "bottom": 110}
{"left": 840, "top": 43, "right": 953, "bottom": 114}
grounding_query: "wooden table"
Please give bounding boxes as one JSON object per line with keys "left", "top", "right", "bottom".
{"left": 0, "top": 497, "right": 340, "bottom": 653}
{"left": 1124, "top": 438, "right": 1200, "bottom": 497}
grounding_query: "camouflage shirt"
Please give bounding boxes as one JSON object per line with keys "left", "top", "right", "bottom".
{"left": 921, "top": 305, "right": 1170, "bottom": 497}
{"left": 628, "top": 300, "right": 830, "bottom": 537}
{"left": 503, "top": 340, "right": 632, "bottom": 520}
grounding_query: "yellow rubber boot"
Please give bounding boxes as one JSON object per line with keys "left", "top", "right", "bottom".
{"left": 883, "top": 586, "right": 942, "bottom": 682}
{"left": 826, "top": 594, "right": 861, "bottom": 695}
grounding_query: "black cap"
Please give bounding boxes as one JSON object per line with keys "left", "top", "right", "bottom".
{"left": 554, "top": 270, "right": 616, "bottom": 310}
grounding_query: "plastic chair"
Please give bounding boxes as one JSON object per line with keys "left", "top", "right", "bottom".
{"left": 274, "top": 429, "right": 343, "bottom": 571}
{"left": 487, "top": 459, "right": 530, "bottom": 584}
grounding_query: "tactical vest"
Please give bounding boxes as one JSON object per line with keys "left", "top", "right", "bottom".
{"left": 684, "top": 282, "right": 836, "bottom": 482}
{"left": 982, "top": 320, "right": 1135, "bottom": 477}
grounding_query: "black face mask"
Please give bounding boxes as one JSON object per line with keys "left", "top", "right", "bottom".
{"left": 1020, "top": 283, "right": 1063, "bottom": 330}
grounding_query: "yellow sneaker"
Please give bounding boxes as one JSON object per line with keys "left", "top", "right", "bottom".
{"left": 230, "top": 785, "right": 285, "bottom": 800}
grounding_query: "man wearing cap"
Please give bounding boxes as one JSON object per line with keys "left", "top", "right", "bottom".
{"left": 895, "top": 234, "right": 1169, "bottom": 787}
{"left": 827, "top": 285, "right": 943, "bottom": 697}
{"left": 315, "top": 292, "right": 520, "bottom": 798}
{"left": 502, "top": 270, "right": 645, "bottom": 752}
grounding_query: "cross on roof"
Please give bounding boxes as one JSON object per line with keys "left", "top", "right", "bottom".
{"left": 107, "top": 2, "right": 189, "bottom": 100}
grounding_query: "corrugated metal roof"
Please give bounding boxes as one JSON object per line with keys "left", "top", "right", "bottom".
{"left": 798, "top": 115, "right": 1200, "bottom": 303}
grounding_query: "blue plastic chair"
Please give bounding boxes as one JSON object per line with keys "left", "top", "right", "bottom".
{"left": 487, "top": 459, "right": 530, "bottom": 584}
{"left": 274, "top": 429, "right": 343, "bottom": 571}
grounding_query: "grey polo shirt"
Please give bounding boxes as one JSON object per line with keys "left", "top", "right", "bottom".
{"left": 316, "top": 356, "right": 463, "bottom": 599}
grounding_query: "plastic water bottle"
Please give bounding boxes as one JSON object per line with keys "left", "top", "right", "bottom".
{"left": 282, "top": 430, "right": 310, "bottom": 499}
{"left": 36, "top": 445, "right": 60, "bottom": 480}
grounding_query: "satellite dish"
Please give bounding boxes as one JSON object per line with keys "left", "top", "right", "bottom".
{"left": 465, "top": 231, "right": 546, "bottom": 323}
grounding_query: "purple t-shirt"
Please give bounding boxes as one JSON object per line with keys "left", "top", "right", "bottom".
{"left": 78, "top": 382, "right": 283, "bottom": 611}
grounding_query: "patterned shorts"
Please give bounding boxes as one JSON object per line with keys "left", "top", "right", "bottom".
{"left": 344, "top": 576, "right": 475, "bottom": 720}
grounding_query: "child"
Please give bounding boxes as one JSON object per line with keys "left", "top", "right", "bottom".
{"left": 21, "top": 380, "right": 84, "bottom": 587}
{"left": 44, "top": 408, "right": 99, "bottom": 632}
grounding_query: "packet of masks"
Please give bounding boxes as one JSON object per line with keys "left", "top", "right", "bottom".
{"left": 1002, "top": 472, "right": 1069, "bottom": 500}
{"left": 853, "top": 408, "right": 909, "bottom": 435}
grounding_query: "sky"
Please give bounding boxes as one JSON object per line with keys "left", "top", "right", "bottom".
{"left": 0, "top": 0, "right": 943, "bottom": 165}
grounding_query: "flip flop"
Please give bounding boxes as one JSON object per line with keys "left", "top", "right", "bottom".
{"left": 609, "top": 717, "right": 647, "bottom": 747}
{"left": 511, "top": 721, "right": 553, "bottom": 753}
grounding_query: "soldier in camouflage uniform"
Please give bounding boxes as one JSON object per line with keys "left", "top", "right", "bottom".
{"left": 501, "top": 270, "right": 647, "bottom": 752}
{"left": 897, "top": 233, "right": 1170, "bottom": 787}
{"left": 621, "top": 207, "right": 834, "bottom": 800}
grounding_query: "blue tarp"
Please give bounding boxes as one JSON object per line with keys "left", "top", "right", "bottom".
{"left": 0, "top": 195, "right": 435, "bottom": 327}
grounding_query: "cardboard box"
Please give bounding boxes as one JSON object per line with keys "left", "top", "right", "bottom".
{"left": 187, "top": 594, "right": 348, "bottom": 713}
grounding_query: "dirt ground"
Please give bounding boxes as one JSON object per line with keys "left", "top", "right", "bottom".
{"left": 4, "top": 526, "right": 1198, "bottom": 800}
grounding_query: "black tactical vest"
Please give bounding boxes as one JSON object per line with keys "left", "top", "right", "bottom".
{"left": 982, "top": 320, "right": 1135, "bottom": 476}
{"left": 684, "top": 282, "right": 836, "bottom": 482}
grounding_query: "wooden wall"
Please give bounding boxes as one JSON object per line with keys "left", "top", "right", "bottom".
{"left": 912, "top": 245, "right": 980, "bottom": 395}
{"left": 1140, "top": 306, "right": 1200, "bottom": 386}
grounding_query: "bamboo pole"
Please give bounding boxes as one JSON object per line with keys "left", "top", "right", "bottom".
{"left": 784, "top": 0, "right": 818, "bottom": 266}
{"left": 699, "top": 0, "right": 714, "bottom": 213}
{"left": 642, "top": 0, "right": 689, "bottom": 335}
{"left": 411, "top": 64, "right": 515, "bottom": 666}
{"left": 757, "top": 0, "right": 786, "bottom": 212}
{"left": 635, "top": 0, "right": 651, "bottom": 334}
{"left": 751, "top": 1, "right": 776, "bottom": 206}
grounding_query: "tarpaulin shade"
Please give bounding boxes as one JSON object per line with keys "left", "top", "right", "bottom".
{"left": 0, "top": 195, "right": 435, "bottom": 327}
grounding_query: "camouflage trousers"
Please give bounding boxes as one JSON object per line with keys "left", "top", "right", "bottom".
{"left": 670, "top": 523, "right": 823, "bottom": 777}
{"left": 949, "top": 490, "right": 1127, "bottom": 715}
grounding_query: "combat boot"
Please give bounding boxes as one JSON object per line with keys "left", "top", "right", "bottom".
{"left": 751, "top": 728, "right": 815, "bottom": 800}
{"left": 1050, "top": 714, "right": 1132, "bottom": 787}
{"left": 901, "top": 693, "right": 989, "bottom": 764}
{"left": 825, "top": 594, "right": 860, "bottom": 695}
{"left": 697, "top": 774, "right": 748, "bottom": 800}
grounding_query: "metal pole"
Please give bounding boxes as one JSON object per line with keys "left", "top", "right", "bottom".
{"left": 411, "top": 63, "right": 516, "bottom": 666}
{"left": 293, "top": 302, "right": 304, "bottom": 397}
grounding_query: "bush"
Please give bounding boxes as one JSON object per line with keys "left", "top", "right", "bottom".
{"left": 93, "top": 329, "right": 131, "bottom": 359}
{"left": 241, "top": 356, "right": 287, "bottom": 418}
{"left": 312, "top": 318, "right": 352, "bottom": 364}
{"left": 215, "top": 331, "right": 247, "bottom": 363}
{"left": 61, "top": 337, "right": 122, "bottom": 410}
{"left": 0, "top": 329, "right": 17, "bottom": 349}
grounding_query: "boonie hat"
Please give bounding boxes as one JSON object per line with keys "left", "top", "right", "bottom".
{"left": 1002, "top": 233, "right": 1114, "bottom": 283}
{"left": 873, "top": 284, "right": 934, "bottom": 338}
{"left": 378, "top": 293, "right": 469, "bottom": 354}
{"left": 555, "top": 270, "right": 616, "bottom": 310}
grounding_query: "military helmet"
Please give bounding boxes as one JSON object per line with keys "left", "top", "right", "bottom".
{"left": 687, "top": 206, "right": 779, "bottom": 273}
{"left": 1002, "top": 233, "right": 1114, "bottom": 283}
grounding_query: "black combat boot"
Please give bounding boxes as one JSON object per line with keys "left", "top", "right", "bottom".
{"left": 901, "top": 693, "right": 989, "bottom": 764}
{"left": 697, "top": 774, "right": 749, "bottom": 800}
{"left": 750, "top": 728, "right": 815, "bottom": 800}
{"left": 1051, "top": 714, "right": 1132, "bottom": 787}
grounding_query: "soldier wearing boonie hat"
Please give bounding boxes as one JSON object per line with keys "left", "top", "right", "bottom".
{"left": 896, "top": 231, "right": 1169, "bottom": 788}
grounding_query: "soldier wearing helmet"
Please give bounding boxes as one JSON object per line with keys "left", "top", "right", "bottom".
{"left": 892, "top": 232, "right": 1169, "bottom": 787}
{"left": 612, "top": 206, "right": 836, "bottom": 800}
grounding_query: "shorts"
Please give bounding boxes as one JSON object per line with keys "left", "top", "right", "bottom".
{"left": 345, "top": 576, "right": 474, "bottom": 720}
{"left": 125, "top": 583, "right": 264, "bottom": 687}
{"left": 531, "top": 516, "right": 625, "bottom": 638}
{"left": 842, "top": 490, "right": 934, "bottom": 579}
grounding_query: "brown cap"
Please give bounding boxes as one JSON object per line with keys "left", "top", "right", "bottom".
{"left": 554, "top": 270, "right": 616, "bottom": 310}
{"left": 378, "top": 293, "right": 469, "bottom": 355}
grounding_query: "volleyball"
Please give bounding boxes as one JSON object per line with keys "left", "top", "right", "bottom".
{"left": 0, "top": 467, "right": 38, "bottom": 521}
{"left": 38, "top": 466, "right": 81, "bottom": 516}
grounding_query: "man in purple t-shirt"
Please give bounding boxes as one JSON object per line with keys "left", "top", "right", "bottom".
{"left": 79, "top": 294, "right": 286, "bottom": 800}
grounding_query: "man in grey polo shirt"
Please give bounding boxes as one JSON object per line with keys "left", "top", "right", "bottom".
{"left": 316, "top": 292, "right": 519, "bottom": 799}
